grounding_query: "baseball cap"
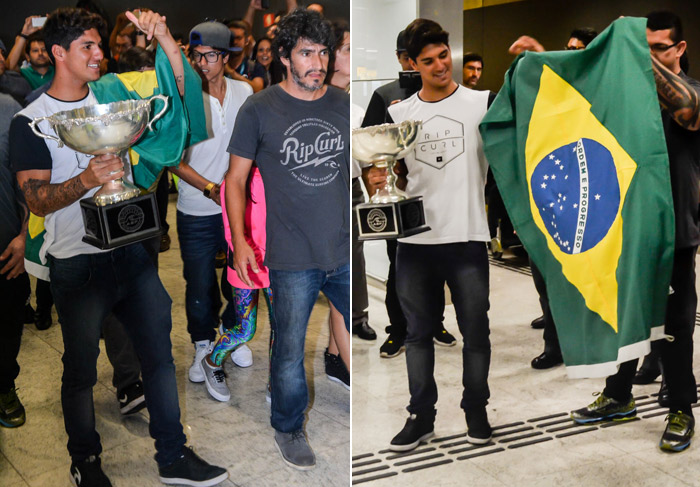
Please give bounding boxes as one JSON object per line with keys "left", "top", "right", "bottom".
{"left": 396, "top": 30, "right": 406, "bottom": 52}
{"left": 189, "top": 21, "right": 242, "bottom": 52}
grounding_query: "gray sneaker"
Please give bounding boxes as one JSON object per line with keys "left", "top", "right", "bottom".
{"left": 274, "top": 430, "right": 315, "bottom": 470}
{"left": 200, "top": 357, "right": 230, "bottom": 402}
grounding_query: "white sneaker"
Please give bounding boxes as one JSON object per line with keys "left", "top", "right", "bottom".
{"left": 188, "top": 340, "right": 211, "bottom": 383}
{"left": 231, "top": 344, "right": 253, "bottom": 368}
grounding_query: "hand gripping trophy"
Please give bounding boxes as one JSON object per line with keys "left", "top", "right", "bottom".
{"left": 352, "top": 119, "right": 430, "bottom": 239}
{"left": 29, "top": 95, "right": 169, "bottom": 249}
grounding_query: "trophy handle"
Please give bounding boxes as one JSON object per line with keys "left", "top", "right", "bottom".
{"left": 146, "top": 94, "right": 169, "bottom": 131}
{"left": 28, "top": 117, "right": 63, "bottom": 147}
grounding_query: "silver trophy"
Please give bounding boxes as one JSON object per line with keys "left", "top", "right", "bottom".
{"left": 352, "top": 120, "right": 430, "bottom": 239}
{"left": 28, "top": 95, "right": 169, "bottom": 249}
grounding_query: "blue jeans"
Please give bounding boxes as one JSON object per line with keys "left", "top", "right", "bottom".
{"left": 48, "top": 244, "right": 185, "bottom": 466}
{"left": 397, "top": 242, "right": 491, "bottom": 416}
{"left": 177, "top": 211, "right": 235, "bottom": 342}
{"left": 269, "top": 264, "right": 349, "bottom": 432}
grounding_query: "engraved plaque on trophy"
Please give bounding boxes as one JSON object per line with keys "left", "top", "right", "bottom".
{"left": 29, "top": 95, "right": 169, "bottom": 249}
{"left": 352, "top": 119, "right": 430, "bottom": 240}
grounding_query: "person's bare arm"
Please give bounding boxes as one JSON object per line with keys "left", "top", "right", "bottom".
{"left": 16, "top": 154, "right": 124, "bottom": 217}
{"left": 286, "top": 0, "right": 298, "bottom": 13}
{"left": 126, "top": 9, "right": 185, "bottom": 96}
{"left": 244, "top": 0, "right": 264, "bottom": 28}
{"left": 7, "top": 16, "right": 42, "bottom": 71}
{"left": 169, "top": 161, "right": 221, "bottom": 205}
{"left": 508, "top": 35, "right": 545, "bottom": 55}
{"left": 225, "top": 154, "right": 256, "bottom": 286}
{"left": 651, "top": 55, "right": 700, "bottom": 131}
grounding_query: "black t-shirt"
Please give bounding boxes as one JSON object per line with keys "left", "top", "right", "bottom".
{"left": 0, "top": 94, "right": 24, "bottom": 251}
{"left": 361, "top": 79, "right": 409, "bottom": 127}
{"left": 664, "top": 72, "right": 700, "bottom": 248}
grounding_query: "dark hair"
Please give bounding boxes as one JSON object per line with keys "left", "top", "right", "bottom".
{"left": 26, "top": 31, "right": 45, "bottom": 51}
{"left": 227, "top": 19, "right": 251, "bottom": 37}
{"left": 273, "top": 8, "right": 334, "bottom": 61}
{"left": 404, "top": 18, "right": 449, "bottom": 61}
{"left": 569, "top": 27, "right": 598, "bottom": 47}
{"left": 646, "top": 10, "right": 683, "bottom": 43}
{"left": 43, "top": 8, "right": 106, "bottom": 64}
{"left": 327, "top": 19, "right": 349, "bottom": 76}
{"left": 463, "top": 52, "right": 483, "bottom": 67}
{"left": 252, "top": 36, "right": 273, "bottom": 62}
{"left": 116, "top": 46, "right": 155, "bottom": 73}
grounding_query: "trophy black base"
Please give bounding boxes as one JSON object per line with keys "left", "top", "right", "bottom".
{"left": 80, "top": 193, "right": 161, "bottom": 250}
{"left": 356, "top": 196, "right": 430, "bottom": 240}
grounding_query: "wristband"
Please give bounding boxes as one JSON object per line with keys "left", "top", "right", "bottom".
{"left": 18, "top": 33, "right": 28, "bottom": 40}
{"left": 203, "top": 182, "right": 215, "bottom": 198}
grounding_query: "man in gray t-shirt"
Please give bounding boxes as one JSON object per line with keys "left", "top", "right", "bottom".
{"left": 225, "top": 8, "right": 349, "bottom": 471}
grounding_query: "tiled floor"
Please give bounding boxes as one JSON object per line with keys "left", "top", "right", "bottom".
{"left": 352, "top": 252, "right": 700, "bottom": 487}
{"left": 0, "top": 196, "right": 350, "bottom": 487}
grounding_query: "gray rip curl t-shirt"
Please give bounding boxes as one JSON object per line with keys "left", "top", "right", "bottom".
{"left": 227, "top": 84, "right": 350, "bottom": 271}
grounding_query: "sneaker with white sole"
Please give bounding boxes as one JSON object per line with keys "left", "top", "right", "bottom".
{"left": 158, "top": 447, "right": 228, "bottom": 486}
{"left": 189, "top": 341, "right": 212, "bottom": 383}
{"left": 231, "top": 344, "right": 253, "bottom": 367}
{"left": 117, "top": 381, "right": 146, "bottom": 415}
{"left": 200, "top": 357, "right": 230, "bottom": 402}
{"left": 274, "top": 430, "right": 315, "bottom": 470}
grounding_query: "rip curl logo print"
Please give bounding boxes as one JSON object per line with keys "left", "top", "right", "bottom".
{"left": 279, "top": 118, "right": 345, "bottom": 187}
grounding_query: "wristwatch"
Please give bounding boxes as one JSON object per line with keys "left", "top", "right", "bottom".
{"left": 203, "top": 182, "right": 216, "bottom": 198}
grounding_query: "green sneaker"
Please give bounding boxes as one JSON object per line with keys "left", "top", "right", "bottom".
{"left": 0, "top": 388, "right": 26, "bottom": 428}
{"left": 659, "top": 411, "right": 694, "bottom": 452}
{"left": 570, "top": 392, "right": 636, "bottom": 424}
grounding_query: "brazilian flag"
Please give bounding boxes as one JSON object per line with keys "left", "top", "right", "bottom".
{"left": 479, "top": 17, "right": 675, "bottom": 378}
{"left": 89, "top": 45, "right": 208, "bottom": 190}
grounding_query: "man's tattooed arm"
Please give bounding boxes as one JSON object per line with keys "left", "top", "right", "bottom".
{"left": 651, "top": 55, "right": 700, "bottom": 131}
{"left": 17, "top": 172, "right": 89, "bottom": 217}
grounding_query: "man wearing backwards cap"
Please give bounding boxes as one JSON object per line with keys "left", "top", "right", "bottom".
{"left": 169, "top": 21, "right": 253, "bottom": 400}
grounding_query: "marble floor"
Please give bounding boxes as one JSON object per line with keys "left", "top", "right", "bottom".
{"left": 352, "top": 252, "right": 700, "bottom": 487}
{"left": 0, "top": 195, "right": 349, "bottom": 487}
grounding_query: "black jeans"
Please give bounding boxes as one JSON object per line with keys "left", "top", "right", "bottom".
{"left": 530, "top": 259, "right": 560, "bottom": 355}
{"left": 397, "top": 241, "right": 491, "bottom": 415}
{"left": 0, "top": 272, "right": 30, "bottom": 392}
{"left": 605, "top": 246, "right": 697, "bottom": 412}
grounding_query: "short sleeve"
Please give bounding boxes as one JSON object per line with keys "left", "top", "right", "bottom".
{"left": 227, "top": 97, "right": 260, "bottom": 161}
{"left": 9, "top": 115, "right": 52, "bottom": 173}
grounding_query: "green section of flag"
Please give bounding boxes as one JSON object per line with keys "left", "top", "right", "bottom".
{"left": 89, "top": 45, "right": 207, "bottom": 189}
{"left": 479, "top": 17, "right": 675, "bottom": 378}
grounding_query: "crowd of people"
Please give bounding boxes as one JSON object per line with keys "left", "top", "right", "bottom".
{"left": 0, "top": 1, "right": 349, "bottom": 486}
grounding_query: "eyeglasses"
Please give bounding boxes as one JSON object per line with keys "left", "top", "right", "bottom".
{"left": 565, "top": 45, "right": 585, "bottom": 51}
{"left": 191, "top": 50, "right": 226, "bottom": 63}
{"left": 649, "top": 42, "right": 680, "bottom": 52}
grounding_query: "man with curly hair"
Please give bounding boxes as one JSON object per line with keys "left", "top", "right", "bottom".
{"left": 225, "top": 7, "right": 349, "bottom": 470}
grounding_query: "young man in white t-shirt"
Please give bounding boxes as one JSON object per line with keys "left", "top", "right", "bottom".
{"left": 169, "top": 21, "right": 253, "bottom": 401}
{"left": 384, "top": 18, "right": 494, "bottom": 452}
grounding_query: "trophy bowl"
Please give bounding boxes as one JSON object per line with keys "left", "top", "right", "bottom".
{"left": 352, "top": 119, "right": 422, "bottom": 203}
{"left": 29, "top": 94, "right": 168, "bottom": 205}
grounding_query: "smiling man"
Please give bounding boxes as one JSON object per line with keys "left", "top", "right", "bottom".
{"left": 8, "top": 8, "right": 226, "bottom": 486}
{"left": 385, "top": 18, "right": 496, "bottom": 453}
{"left": 225, "top": 7, "right": 349, "bottom": 471}
{"left": 169, "top": 21, "right": 252, "bottom": 402}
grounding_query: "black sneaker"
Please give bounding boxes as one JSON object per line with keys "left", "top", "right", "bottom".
{"left": 70, "top": 456, "right": 112, "bottom": 487}
{"left": 659, "top": 411, "right": 694, "bottom": 452}
{"left": 570, "top": 392, "right": 636, "bottom": 424}
{"left": 379, "top": 334, "right": 405, "bottom": 358}
{"left": 34, "top": 309, "right": 52, "bottom": 330}
{"left": 465, "top": 407, "right": 492, "bottom": 444}
{"left": 434, "top": 326, "right": 457, "bottom": 347}
{"left": 389, "top": 413, "right": 435, "bottom": 452}
{"left": 158, "top": 447, "right": 228, "bottom": 486}
{"left": 0, "top": 387, "right": 25, "bottom": 428}
{"left": 118, "top": 381, "right": 146, "bottom": 415}
{"left": 324, "top": 349, "right": 350, "bottom": 390}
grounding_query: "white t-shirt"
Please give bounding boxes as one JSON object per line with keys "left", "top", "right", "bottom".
{"left": 388, "top": 85, "right": 491, "bottom": 244}
{"left": 18, "top": 89, "right": 135, "bottom": 261}
{"left": 177, "top": 78, "right": 253, "bottom": 216}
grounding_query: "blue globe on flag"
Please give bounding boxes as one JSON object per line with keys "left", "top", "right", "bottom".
{"left": 530, "top": 138, "right": 620, "bottom": 255}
